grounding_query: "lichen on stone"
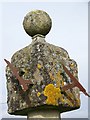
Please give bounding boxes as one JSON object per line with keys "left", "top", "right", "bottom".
{"left": 5, "top": 35, "right": 80, "bottom": 115}
{"left": 44, "top": 84, "right": 62, "bottom": 106}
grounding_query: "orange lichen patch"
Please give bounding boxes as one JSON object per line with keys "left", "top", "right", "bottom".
{"left": 44, "top": 84, "right": 62, "bottom": 106}
{"left": 49, "top": 72, "right": 54, "bottom": 80}
{"left": 37, "top": 64, "right": 42, "bottom": 69}
{"left": 37, "top": 92, "right": 41, "bottom": 97}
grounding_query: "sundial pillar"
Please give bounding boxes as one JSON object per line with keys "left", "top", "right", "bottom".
{"left": 5, "top": 9, "right": 83, "bottom": 120}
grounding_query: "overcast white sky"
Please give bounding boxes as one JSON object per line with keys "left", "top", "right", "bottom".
{"left": 0, "top": 1, "right": 89, "bottom": 119}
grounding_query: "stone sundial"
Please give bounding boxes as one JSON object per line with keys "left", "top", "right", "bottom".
{"left": 5, "top": 10, "right": 90, "bottom": 119}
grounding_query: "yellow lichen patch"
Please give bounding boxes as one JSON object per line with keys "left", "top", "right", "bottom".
{"left": 61, "top": 80, "right": 64, "bottom": 86}
{"left": 37, "top": 92, "right": 41, "bottom": 97}
{"left": 46, "top": 97, "right": 58, "bottom": 106}
{"left": 57, "top": 71, "right": 62, "bottom": 80}
{"left": 37, "top": 64, "right": 42, "bottom": 69}
{"left": 66, "top": 92, "right": 75, "bottom": 100}
{"left": 56, "top": 71, "right": 64, "bottom": 88}
{"left": 44, "top": 84, "right": 54, "bottom": 96}
{"left": 56, "top": 81, "right": 61, "bottom": 88}
{"left": 44, "top": 84, "right": 62, "bottom": 106}
{"left": 76, "top": 99, "right": 80, "bottom": 106}
{"left": 60, "top": 98, "right": 65, "bottom": 103}
{"left": 43, "top": 84, "right": 75, "bottom": 107}
{"left": 70, "top": 62, "right": 74, "bottom": 67}
{"left": 64, "top": 99, "right": 74, "bottom": 107}
{"left": 49, "top": 73, "right": 54, "bottom": 80}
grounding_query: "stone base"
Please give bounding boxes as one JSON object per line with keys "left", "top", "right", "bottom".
{"left": 27, "top": 110, "right": 61, "bottom": 120}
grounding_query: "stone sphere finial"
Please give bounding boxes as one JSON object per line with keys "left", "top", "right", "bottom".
{"left": 23, "top": 10, "right": 52, "bottom": 37}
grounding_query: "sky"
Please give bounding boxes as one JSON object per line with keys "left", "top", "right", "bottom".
{"left": 0, "top": 1, "right": 89, "bottom": 119}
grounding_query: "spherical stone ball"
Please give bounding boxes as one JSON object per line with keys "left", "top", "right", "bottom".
{"left": 23, "top": 10, "right": 52, "bottom": 37}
